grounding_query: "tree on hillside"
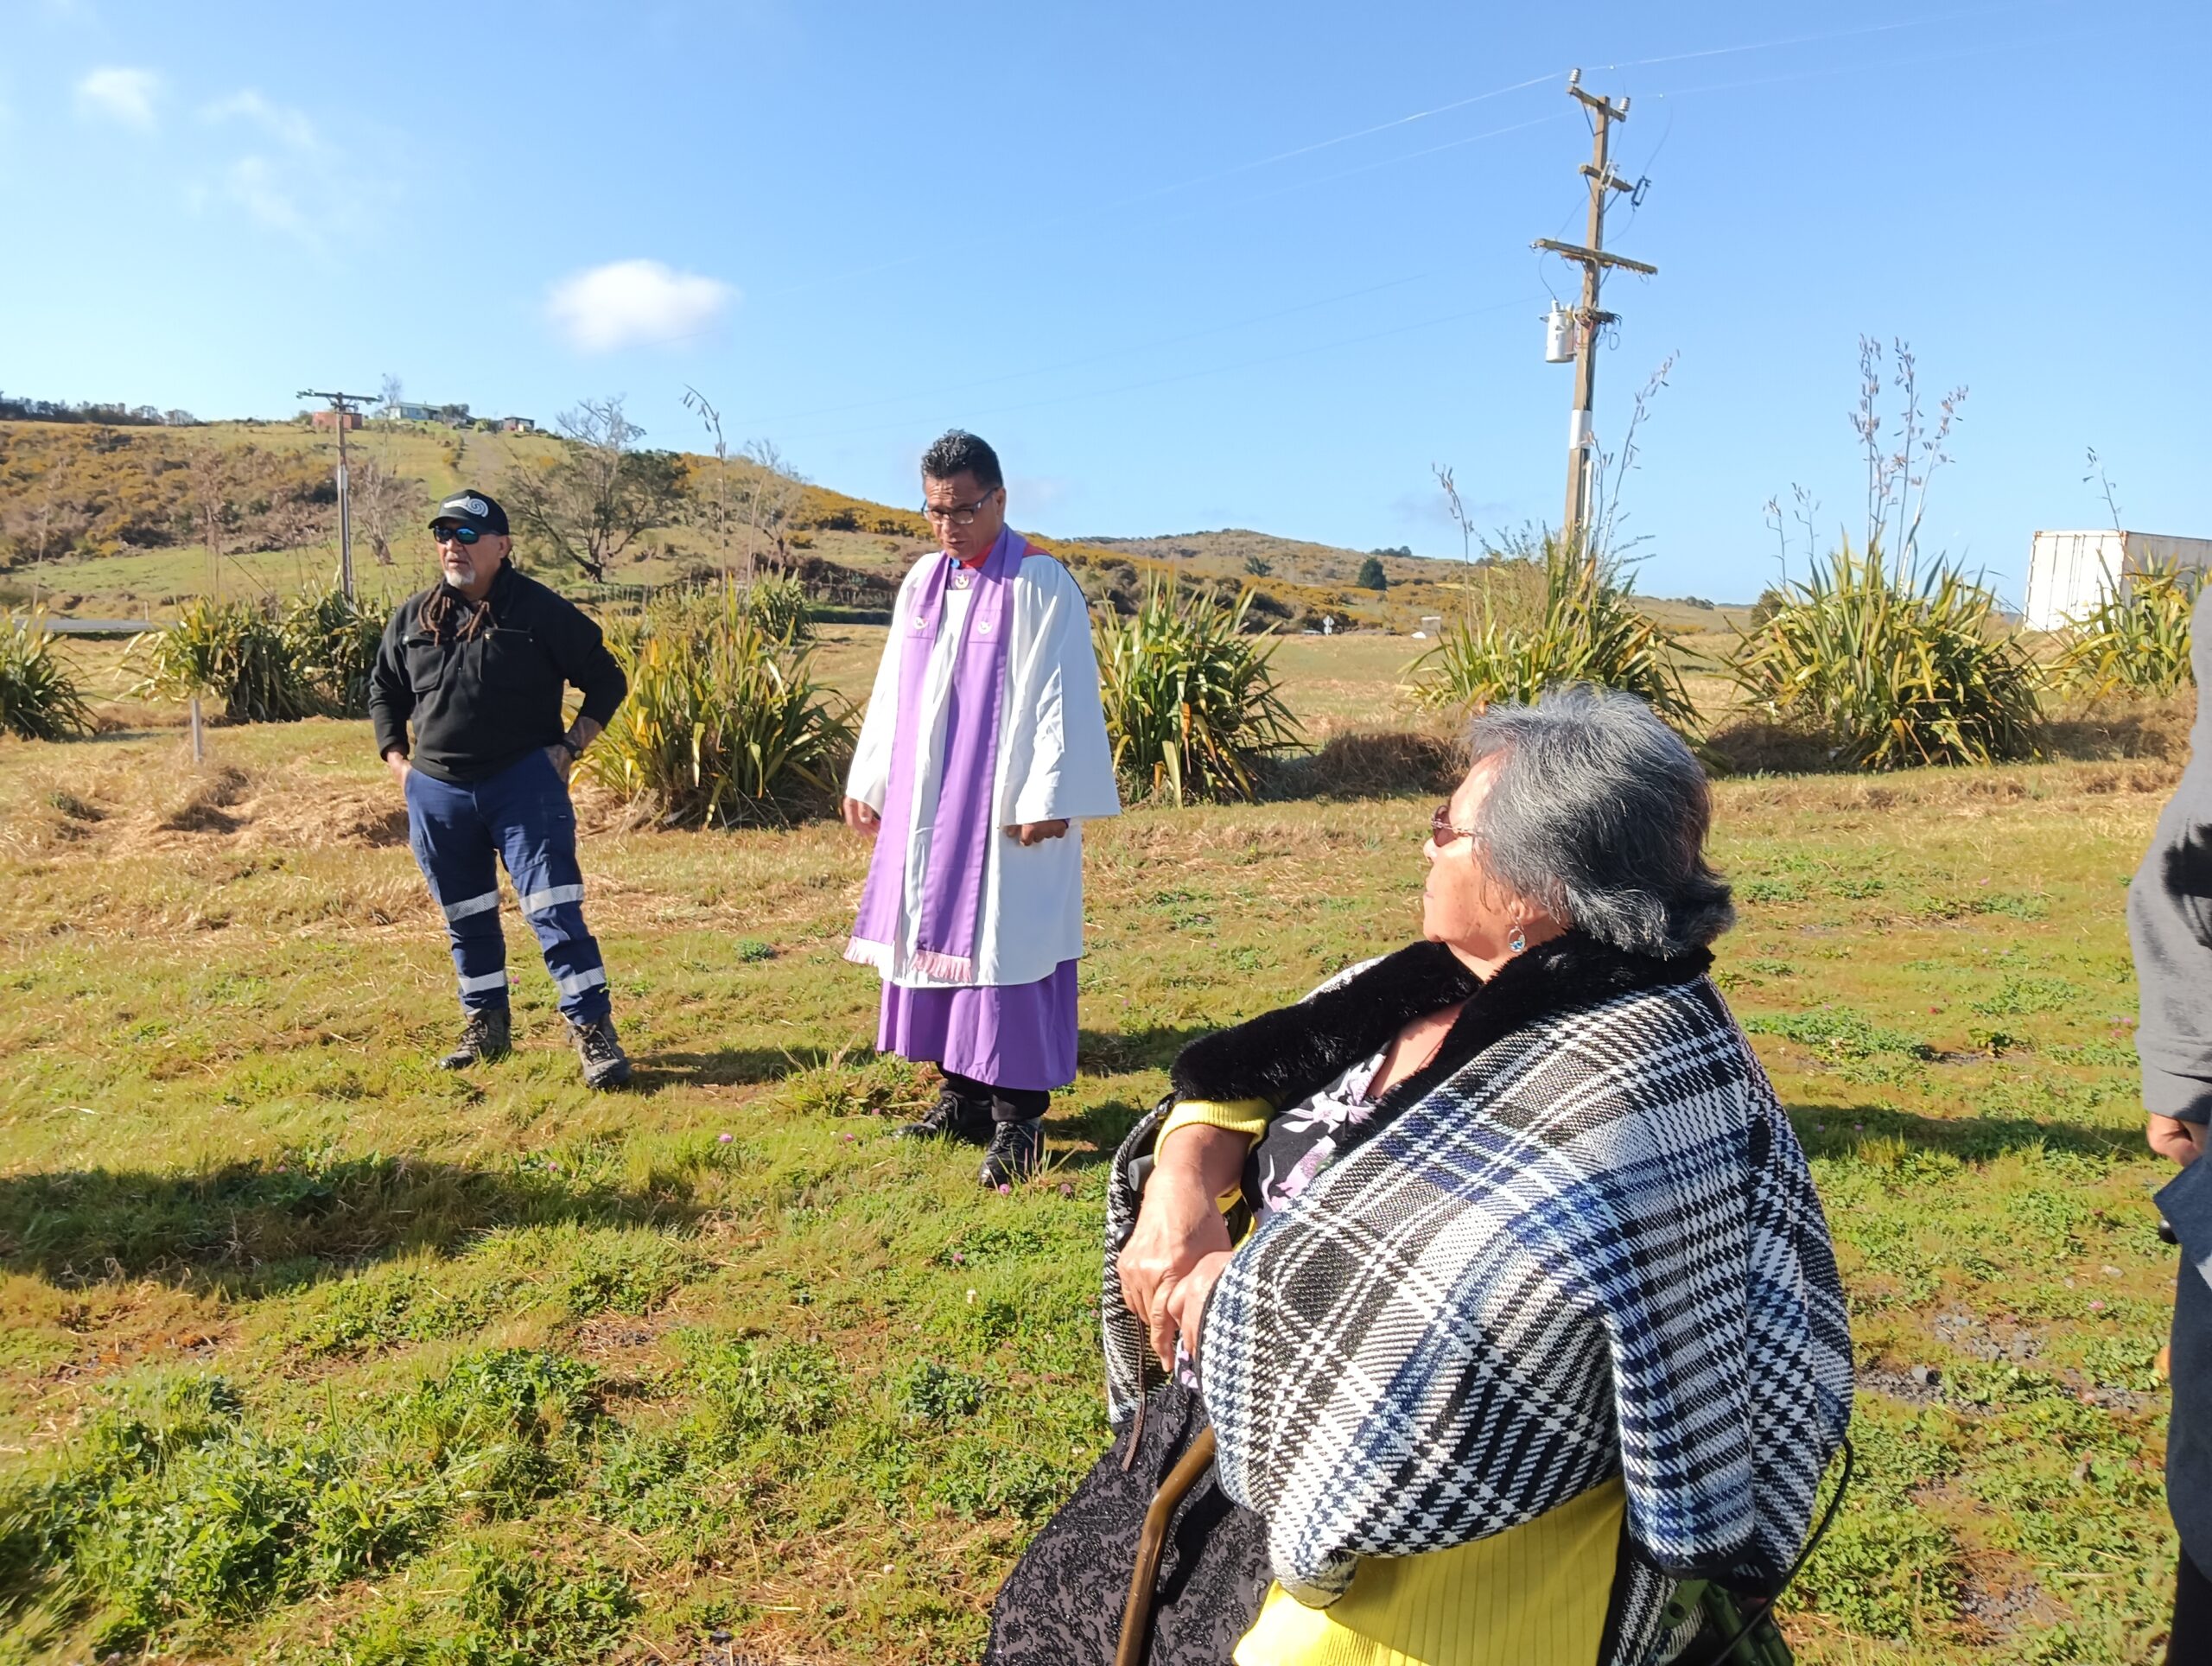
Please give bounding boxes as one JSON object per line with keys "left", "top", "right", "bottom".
{"left": 185, "top": 442, "right": 241, "bottom": 600}
{"left": 502, "top": 396, "right": 684, "bottom": 581}
{"left": 1357, "top": 555, "right": 1389, "bottom": 592}
{"left": 740, "top": 438, "right": 807, "bottom": 578}
{"left": 351, "top": 450, "right": 424, "bottom": 568}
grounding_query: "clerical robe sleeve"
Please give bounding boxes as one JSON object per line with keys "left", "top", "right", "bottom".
{"left": 844, "top": 580, "right": 911, "bottom": 811}
{"left": 1004, "top": 558, "right": 1122, "bottom": 825}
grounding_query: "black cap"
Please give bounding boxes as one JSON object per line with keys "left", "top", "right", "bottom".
{"left": 429, "top": 489, "right": 509, "bottom": 536}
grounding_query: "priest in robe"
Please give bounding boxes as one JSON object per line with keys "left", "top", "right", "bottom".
{"left": 842, "top": 430, "right": 1122, "bottom": 1187}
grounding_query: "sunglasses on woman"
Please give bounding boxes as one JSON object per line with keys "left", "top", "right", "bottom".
{"left": 433, "top": 524, "right": 482, "bottom": 546}
{"left": 1431, "top": 804, "right": 1478, "bottom": 849}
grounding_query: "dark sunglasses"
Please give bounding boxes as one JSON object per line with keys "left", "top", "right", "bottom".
{"left": 432, "top": 524, "right": 482, "bottom": 546}
{"left": 1431, "top": 803, "right": 1478, "bottom": 848}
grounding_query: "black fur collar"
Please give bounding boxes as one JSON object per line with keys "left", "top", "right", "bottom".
{"left": 1169, "top": 932, "right": 1713, "bottom": 1118}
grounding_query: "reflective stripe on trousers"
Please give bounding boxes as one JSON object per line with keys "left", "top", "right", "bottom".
{"left": 403, "top": 750, "right": 612, "bottom": 1023}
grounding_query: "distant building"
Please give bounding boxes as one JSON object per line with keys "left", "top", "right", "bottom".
{"left": 162, "top": 409, "right": 200, "bottom": 426}
{"left": 2024, "top": 530, "right": 2212, "bottom": 631}
{"left": 385, "top": 401, "right": 473, "bottom": 426}
{"left": 312, "top": 409, "right": 364, "bottom": 432}
{"left": 498, "top": 416, "right": 537, "bottom": 433}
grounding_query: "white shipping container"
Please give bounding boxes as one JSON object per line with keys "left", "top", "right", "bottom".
{"left": 2024, "top": 530, "right": 2212, "bottom": 632}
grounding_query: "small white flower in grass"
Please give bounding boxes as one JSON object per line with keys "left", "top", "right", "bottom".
{"left": 966, "top": 1288, "right": 977, "bottom": 1305}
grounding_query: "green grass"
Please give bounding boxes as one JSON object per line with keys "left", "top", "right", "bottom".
{"left": 0, "top": 715, "right": 2194, "bottom": 1663}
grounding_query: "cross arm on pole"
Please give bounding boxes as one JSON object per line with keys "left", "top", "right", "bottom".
{"left": 1532, "top": 238, "right": 1658, "bottom": 277}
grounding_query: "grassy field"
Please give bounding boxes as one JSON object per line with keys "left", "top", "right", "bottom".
{"left": 0, "top": 636, "right": 2196, "bottom": 1664}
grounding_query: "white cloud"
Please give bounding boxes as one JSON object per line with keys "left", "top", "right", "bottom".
{"left": 74, "top": 66, "right": 159, "bottom": 130}
{"left": 546, "top": 259, "right": 736, "bottom": 353}
{"left": 202, "top": 89, "right": 318, "bottom": 151}
{"left": 222, "top": 155, "right": 310, "bottom": 238}
{"left": 189, "top": 87, "right": 396, "bottom": 251}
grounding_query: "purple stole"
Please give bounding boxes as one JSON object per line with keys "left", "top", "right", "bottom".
{"left": 846, "top": 527, "right": 1028, "bottom": 982}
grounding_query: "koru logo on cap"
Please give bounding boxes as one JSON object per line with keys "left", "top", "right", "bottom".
{"left": 453, "top": 496, "right": 490, "bottom": 518}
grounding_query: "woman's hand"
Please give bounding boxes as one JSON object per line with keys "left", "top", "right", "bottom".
{"left": 1160, "top": 1250, "right": 1235, "bottom": 1371}
{"left": 1119, "top": 1122, "right": 1244, "bottom": 1364}
{"left": 1004, "top": 819, "right": 1070, "bottom": 846}
{"left": 842, "top": 797, "right": 880, "bottom": 838}
{"left": 2151, "top": 1113, "right": 2208, "bottom": 1167}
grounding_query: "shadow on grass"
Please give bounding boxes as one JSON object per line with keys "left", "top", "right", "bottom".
{"left": 1257, "top": 728, "right": 1463, "bottom": 802}
{"left": 632, "top": 1045, "right": 842, "bottom": 1091}
{"left": 1783, "top": 1101, "right": 2143, "bottom": 1164}
{"left": 1077, "top": 1024, "right": 1213, "bottom": 1077}
{"left": 0, "top": 1153, "right": 701, "bottom": 1290}
{"left": 1056, "top": 1096, "right": 1163, "bottom": 1169}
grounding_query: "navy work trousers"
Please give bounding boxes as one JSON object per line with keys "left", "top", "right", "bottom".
{"left": 403, "top": 750, "right": 611, "bottom": 1024}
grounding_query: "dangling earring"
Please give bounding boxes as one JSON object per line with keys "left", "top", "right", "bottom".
{"left": 1507, "top": 923, "right": 1528, "bottom": 956}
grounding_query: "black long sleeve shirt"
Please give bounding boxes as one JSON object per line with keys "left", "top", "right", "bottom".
{"left": 368, "top": 563, "right": 627, "bottom": 785}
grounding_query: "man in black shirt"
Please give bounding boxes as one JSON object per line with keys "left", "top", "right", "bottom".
{"left": 369, "top": 489, "right": 632, "bottom": 1088}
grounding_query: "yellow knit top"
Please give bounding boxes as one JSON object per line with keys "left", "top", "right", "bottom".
{"left": 1159, "top": 1102, "right": 1624, "bottom": 1666}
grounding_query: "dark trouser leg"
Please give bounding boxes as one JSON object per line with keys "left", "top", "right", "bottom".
{"left": 404, "top": 766, "right": 508, "bottom": 1013}
{"left": 988, "top": 1085, "right": 1050, "bottom": 1124}
{"left": 941, "top": 1071, "right": 1046, "bottom": 1124}
{"left": 2171, "top": 1548, "right": 2212, "bottom": 1664}
{"left": 485, "top": 751, "right": 610, "bottom": 1026}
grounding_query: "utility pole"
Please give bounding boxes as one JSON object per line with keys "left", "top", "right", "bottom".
{"left": 1534, "top": 70, "right": 1656, "bottom": 554}
{"left": 297, "top": 388, "right": 379, "bottom": 599}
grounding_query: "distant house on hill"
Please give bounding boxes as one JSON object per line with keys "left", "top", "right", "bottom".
{"left": 498, "top": 416, "right": 537, "bottom": 434}
{"left": 385, "top": 401, "right": 474, "bottom": 426}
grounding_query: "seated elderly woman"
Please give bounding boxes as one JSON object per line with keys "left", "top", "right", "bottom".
{"left": 986, "top": 688, "right": 1852, "bottom": 1666}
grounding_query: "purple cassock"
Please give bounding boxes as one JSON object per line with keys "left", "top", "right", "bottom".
{"left": 843, "top": 527, "right": 1120, "bottom": 1093}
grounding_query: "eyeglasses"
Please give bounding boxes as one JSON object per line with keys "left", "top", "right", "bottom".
{"left": 920, "top": 488, "right": 999, "bottom": 528}
{"left": 1431, "top": 803, "right": 1478, "bottom": 849}
{"left": 433, "top": 524, "right": 482, "bottom": 546}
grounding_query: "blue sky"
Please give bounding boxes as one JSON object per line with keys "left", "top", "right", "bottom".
{"left": 3, "top": 0, "right": 2205, "bottom": 602}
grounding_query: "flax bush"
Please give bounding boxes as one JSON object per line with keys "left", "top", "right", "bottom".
{"left": 1408, "top": 534, "right": 1696, "bottom": 729}
{"left": 0, "top": 615, "right": 94, "bottom": 741}
{"left": 283, "top": 584, "right": 388, "bottom": 716}
{"left": 1728, "top": 540, "right": 2042, "bottom": 769}
{"left": 740, "top": 573, "right": 812, "bottom": 642}
{"left": 1093, "top": 577, "right": 1301, "bottom": 805}
{"left": 130, "top": 597, "right": 318, "bottom": 723}
{"left": 584, "top": 587, "right": 853, "bottom": 826}
{"left": 2052, "top": 558, "right": 2201, "bottom": 697}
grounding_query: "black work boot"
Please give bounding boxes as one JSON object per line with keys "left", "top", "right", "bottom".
{"left": 438, "top": 1007, "right": 512, "bottom": 1071}
{"left": 570, "top": 1015, "right": 632, "bottom": 1090}
{"left": 894, "top": 1086, "right": 993, "bottom": 1146}
{"left": 977, "top": 1118, "right": 1045, "bottom": 1189}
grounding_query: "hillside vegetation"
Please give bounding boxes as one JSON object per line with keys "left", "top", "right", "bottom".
{"left": 0, "top": 419, "right": 1742, "bottom": 645}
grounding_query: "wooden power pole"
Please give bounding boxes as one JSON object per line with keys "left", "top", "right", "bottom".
{"left": 1534, "top": 71, "right": 1656, "bottom": 553}
{"left": 297, "top": 387, "right": 379, "bottom": 599}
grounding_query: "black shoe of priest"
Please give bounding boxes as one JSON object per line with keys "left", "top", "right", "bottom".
{"left": 977, "top": 1118, "right": 1045, "bottom": 1189}
{"left": 894, "top": 1088, "right": 993, "bottom": 1146}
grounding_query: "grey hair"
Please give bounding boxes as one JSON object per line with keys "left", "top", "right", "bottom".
{"left": 1461, "top": 685, "right": 1733, "bottom": 957}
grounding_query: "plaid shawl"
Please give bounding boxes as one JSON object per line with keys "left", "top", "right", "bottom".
{"left": 1100, "top": 935, "right": 1852, "bottom": 1650}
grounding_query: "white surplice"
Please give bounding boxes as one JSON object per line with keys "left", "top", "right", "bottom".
{"left": 844, "top": 548, "right": 1121, "bottom": 989}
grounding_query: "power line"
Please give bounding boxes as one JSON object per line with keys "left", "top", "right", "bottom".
{"left": 728, "top": 269, "right": 1446, "bottom": 429}
{"left": 776, "top": 293, "right": 1544, "bottom": 448}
